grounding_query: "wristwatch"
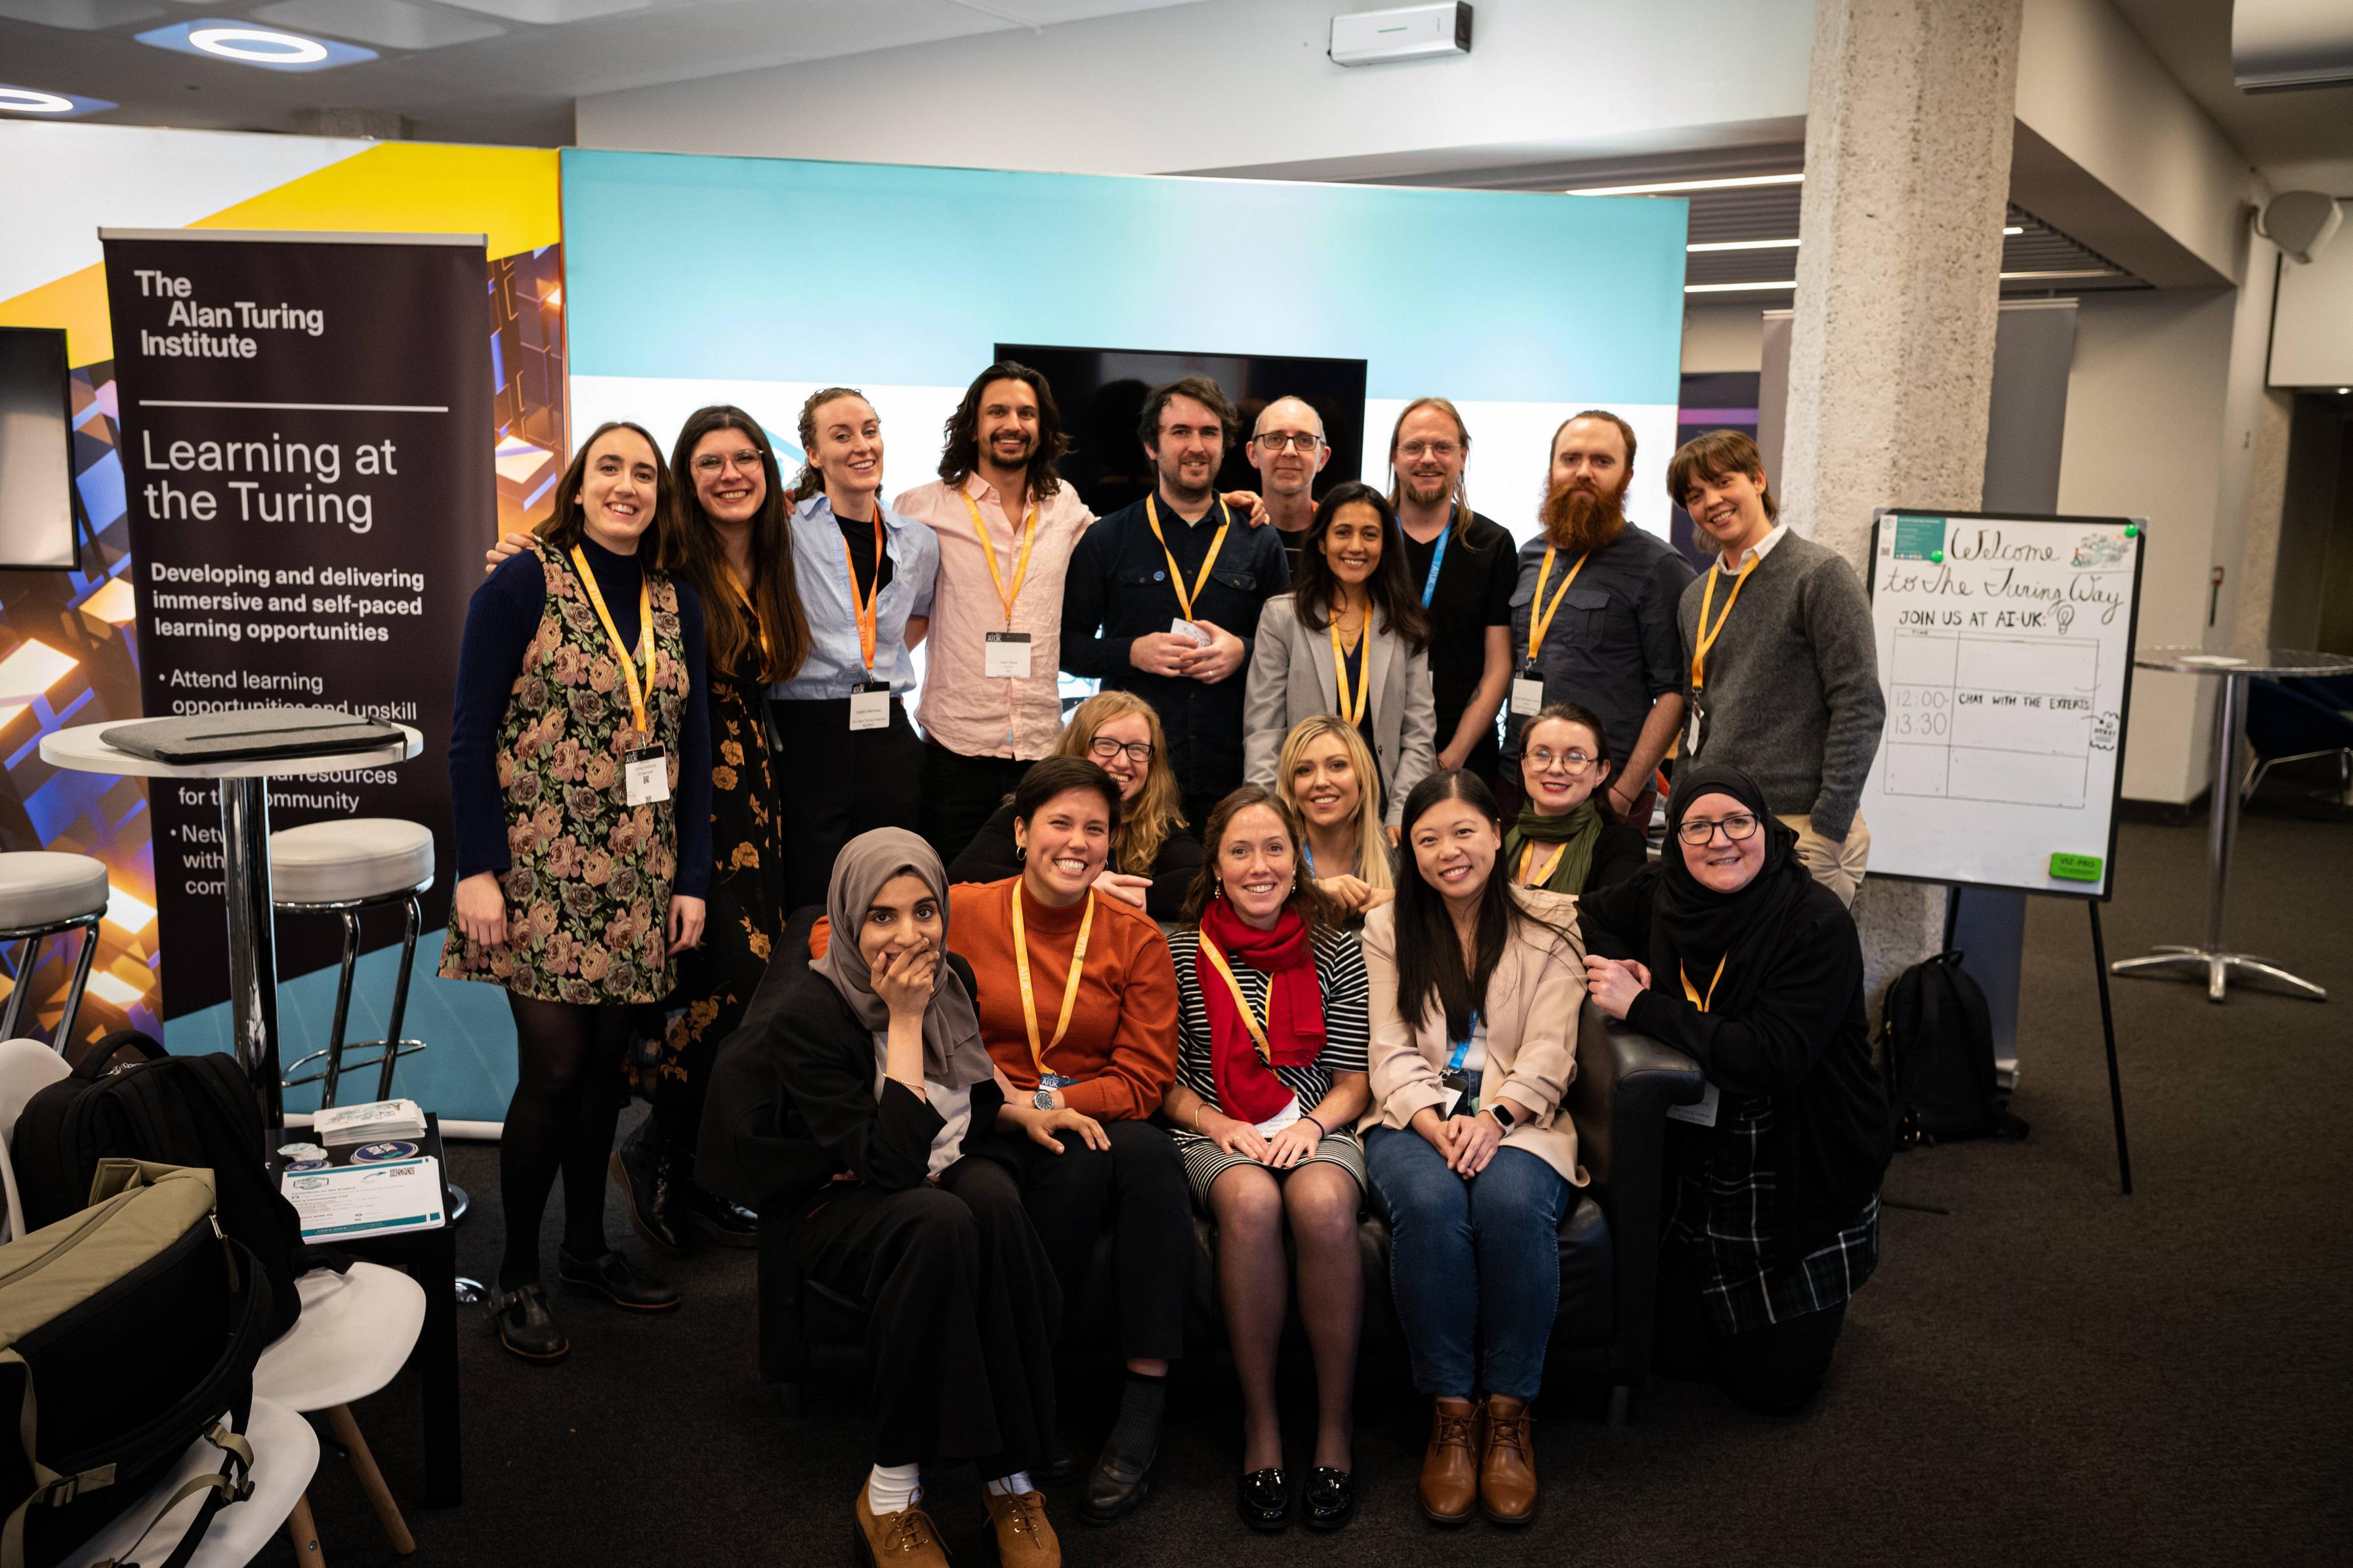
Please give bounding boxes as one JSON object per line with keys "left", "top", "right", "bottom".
{"left": 1486, "top": 1102, "right": 1518, "bottom": 1131}
{"left": 1032, "top": 1086, "right": 1058, "bottom": 1111}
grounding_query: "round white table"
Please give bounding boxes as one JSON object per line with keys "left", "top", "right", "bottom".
{"left": 40, "top": 722, "right": 422, "bottom": 1134}
{"left": 2110, "top": 648, "right": 2353, "bottom": 1002}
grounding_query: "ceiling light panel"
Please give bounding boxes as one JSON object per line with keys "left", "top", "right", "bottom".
{"left": 136, "top": 17, "right": 379, "bottom": 69}
{"left": 0, "top": 82, "right": 117, "bottom": 116}
{"left": 253, "top": 0, "right": 506, "bottom": 49}
{"left": 432, "top": 0, "right": 652, "bottom": 22}
{"left": 1568, "top": 172, "right": 1804, "bottom": 196}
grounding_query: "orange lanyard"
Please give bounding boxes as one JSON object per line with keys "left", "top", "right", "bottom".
{"left": 1525, "top": 547, "right": 1589, "bottom": 663}
{"left": 1198, "top": 934, "right": 1274, "bottom": 1065}
{"left": 1010, "top": 884, "right": 1095, "bottom": 1074}
{"left": 1144, "top": 494, "right": 1232, "bottom": 621}
{"left": 841, "top": 512, "right": 885, "bottom": 676}
{"left": 1516, "top": 840, "right": 1568, "bottom": 888}
{"left": 1680, "top": 954, "right": 1728, "bottom": 1012}
{"left": 1328, "top": 611, "right": 1370, "bottom": 725}
{"left": 724, "top": 566, "right": 771, "bottom": 665}
{"left": 570, "top": 547, "right": 656, "bottom": 733}
{"left": 1690, "top": 558, "right": 1757, "bottom": 692}
{"left": 960, "top": 490, "right": 1039, "bottom": 629}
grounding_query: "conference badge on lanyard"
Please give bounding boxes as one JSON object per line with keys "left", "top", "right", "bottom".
{"left": 1686, "top": 557, "right": 1757, "bottom": 755}
{"left": 1147, "top": 493, "right": 1231, "bottom": 646}
{"left": 572, "top": 547, "right": 669, "bottom": 806}
{"left": 844, "top": 512, "right": 892, "bottom": 732}
{"left": 1438, "top": 1012, "right": 1480, "bottom": 1117}
{"left": 1514, "top": 546, "right": 1588, "bottom": 717}
{"left": 1663, "top": 955, "right": 1727, "bottom": 1127}
{"left": 963, "top": 490, "right": 1038, "bottom": 678}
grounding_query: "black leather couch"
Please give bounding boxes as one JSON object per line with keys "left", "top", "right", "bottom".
{"left": 757, "top": 1000, "right": 1701, "bottom": 1423}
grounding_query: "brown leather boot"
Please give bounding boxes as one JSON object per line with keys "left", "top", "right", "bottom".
{"left": 1418, "top": 1395, "right": 1482, "bottom": 1525}
{"left": 853, "top": 1487, "right": 950, "bottom": 1567}
{"left": 982, "top": 1485, "right": 1061, "bottom": 1567}
{"left": 1479, "top": 1393, "right": 1538, "bottom": 1525}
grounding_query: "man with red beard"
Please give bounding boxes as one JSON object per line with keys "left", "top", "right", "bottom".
{"left": 1504, "top": 410, "right": 1694, "bottom": 827}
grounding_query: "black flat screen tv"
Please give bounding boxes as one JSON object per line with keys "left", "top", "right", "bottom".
{"left": 0, "top": 327, "right": 77, "bottom": 571}
{"left": 995, "top": 342, "right": 1368, "bottom": 517}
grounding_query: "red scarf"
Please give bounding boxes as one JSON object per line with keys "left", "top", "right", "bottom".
{"left": 1196, "top": 897, "right": 1325, "bottom": 1124}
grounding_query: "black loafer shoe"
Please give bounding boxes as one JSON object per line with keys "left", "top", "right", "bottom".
{"left": 680, "top": 1177, "right": 760, "bottom": 1247}
{"left": 1039, "top": 1437, "right": 1085, "bottom": 1487}
{"left": 1302, "top": 1468, "right": 1356, "bottom": 1533}
{"left": 556, "top": 1246, "right": 681, "bottom": 1311}
{"left": 613, "top": 1130, "right": 690, "bottom": 1254}
{"left": 1081, "top": 1443, "right": 1155, "bottom": 1525}
{"left": 1237, "top": 1468, "right": 1289, "bottom": 1533}
{"left": 489, "top": 1285, "right": 568, "bottom": 1363}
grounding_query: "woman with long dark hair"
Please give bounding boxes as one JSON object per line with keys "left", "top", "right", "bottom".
{"left": 1577, "top": 764, "right": 1889, "bottom": 1416}
{"left": 1500, "top": 702, "right": 1648, "bottom": 897}
{"left": 444, "top": 421, "right": 711, "bottom": 1362}
{"left": 1243, "top": 482, "right": 1436, "bottom": 830}
{"left": 1359, "top": 770, "right": 1583, "bottom": 1527}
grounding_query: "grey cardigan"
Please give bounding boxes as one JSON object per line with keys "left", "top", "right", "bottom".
{"left": 1243, "top": 592, "right": 1438, "bottom": 826}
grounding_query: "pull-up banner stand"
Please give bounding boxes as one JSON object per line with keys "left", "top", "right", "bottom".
{"left": 100, "top": 230, "right": 491, "bottom": 1029}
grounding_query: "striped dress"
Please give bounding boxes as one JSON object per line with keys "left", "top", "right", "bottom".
{"left": 1167, "top": 922, "right": 1371, "bottom": 1203}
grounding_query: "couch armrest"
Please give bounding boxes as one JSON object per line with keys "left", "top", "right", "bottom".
{"left": 1566, "top": 1000, "right": 1703, "bottom": 1389}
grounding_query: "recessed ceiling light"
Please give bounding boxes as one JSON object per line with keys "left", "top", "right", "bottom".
{"left": 2000, "top": 269, "right": 2113, "bottom": 280}
{"left": 1568, "top": 173, "right": 1804, "bottom": 196}
{"left": 1684, "top": 280, "right": 1798, "bottom": 293}
{"left": 0, "top": 84, "right": 116, "bottom": 117}
{"left": 2004, "top": 225, "right": 2024, "bottom": 235}
{"left": 1687, "top": 237, "right": 1802, "bottom": 253}
{"left": 135, "top": 17, "right": 377, "bottom": 72}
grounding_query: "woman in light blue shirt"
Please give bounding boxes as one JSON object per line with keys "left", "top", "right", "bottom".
{"left": 770, "top": 386, "right": 939, "bottom": 909}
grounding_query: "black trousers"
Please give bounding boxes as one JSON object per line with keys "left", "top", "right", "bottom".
{"left": 1652, "top": 1238, "right": 1849, "bottom": 1416}
{"left": 770, "top": 695, "right": 925, "bottom": 912}
{"left": 794, "top": 1147, "right": 1061, "bottom": 1472}
{"left": 1010, "top": 1117, "right": 1190, "bottom": 1363}
{"left": 919, "top": 741, "right": 1032, "bottom": 869}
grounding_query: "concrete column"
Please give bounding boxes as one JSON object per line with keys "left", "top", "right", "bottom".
{"left": 1778, "top": 0, "right": 2026, "bottom": 995}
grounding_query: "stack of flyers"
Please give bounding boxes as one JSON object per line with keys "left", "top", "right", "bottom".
{"left": 313, "top": 1098, "right": 427, "bottom": 1145}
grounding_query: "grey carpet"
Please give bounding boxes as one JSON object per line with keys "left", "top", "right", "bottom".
{"left": 263, "top": 806, "right": 2352, "bottom": 1566}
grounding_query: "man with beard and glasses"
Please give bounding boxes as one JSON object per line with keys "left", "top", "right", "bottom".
{"left": 1388, "top": 398, "right": 1518, "bottom": 787}
{"left": 1249, "top": 395, "right": 1331, "bottom": 579}
{"left": 1063, "top": 375, "right": 1290, "bottom": 828}
{"left": 1504, "top": 410, "right": 1694, "bottom": 828}
{"left": 1665, "top": 430, "right": 1883, "bottom": 907}
{"left": 894, "top": 362, "right": 1096, "bottom": 863}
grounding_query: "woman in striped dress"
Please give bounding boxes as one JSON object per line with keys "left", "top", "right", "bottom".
{"left": 1159, "top": 786, "right": 1370, "bottom": 1535}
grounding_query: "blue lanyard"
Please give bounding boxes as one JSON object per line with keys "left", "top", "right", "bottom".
{"left": 1418, "top": 508, "right": 1453, "bottom": 608}
{"left": 1301, "top": 842, "right": 1316, "bottom": 876}
{"left": 1445, "top": 1010, "right": 1480, "bottom": 1073}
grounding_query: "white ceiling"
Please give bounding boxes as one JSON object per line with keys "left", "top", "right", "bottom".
{"left": 0, "top": 0, "right": 1207, "bottom": 144}
{"left": 2110, "top": 0, "right": 2353, "bottom": 193}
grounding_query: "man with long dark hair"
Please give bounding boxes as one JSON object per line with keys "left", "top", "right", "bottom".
{"left": 894, "top": 361, "right": 1093, "bottom": 863}
{"left": 1504, "top": 411, "right": 1693, "bottom": 829}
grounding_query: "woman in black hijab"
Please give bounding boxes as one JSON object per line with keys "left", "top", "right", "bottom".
{"left": 1576, "top": 764, "right": 1891, "bottom": 1416}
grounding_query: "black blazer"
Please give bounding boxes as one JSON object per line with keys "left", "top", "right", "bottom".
{"left": 948, "top": 800, "right": 1203, "bottom": 922}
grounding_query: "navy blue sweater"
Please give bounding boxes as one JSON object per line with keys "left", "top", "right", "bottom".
{"left": 448, "top": 535, "right": 711, "bottom": 897}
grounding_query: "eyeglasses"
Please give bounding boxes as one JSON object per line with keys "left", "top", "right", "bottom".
{"left": 1527, "top": 747, "right": 1597, "bottom": 775}
{"left": 1676, "top": 812, "right": 1760, "bottom": 846}
{"left": 1397, "top": 440, "right": 1461, "bottom": 461}
{"left": 1253, "top": 432, "right": 1323, "bottom": 453}
{"left": 692, "top": 449, "right": 763, "bottom": 474}
{"left": 1087, "top": 736, "right": 1155, "bottom": 766}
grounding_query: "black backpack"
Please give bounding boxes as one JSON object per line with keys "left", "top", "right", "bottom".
{"left": 11, "top": 1033, "right": 308, "bottom": 1340}
{"left": 1879, "top": 951, "right": 2028, "bottom": 1147}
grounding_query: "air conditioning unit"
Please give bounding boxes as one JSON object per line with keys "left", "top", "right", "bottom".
{"left": 1330, "top": 3, "right": 1472, "bottom": 67}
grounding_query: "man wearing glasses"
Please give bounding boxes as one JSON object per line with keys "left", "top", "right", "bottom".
{"left": 1247, "top": 396, "right": 1330, "bottom": 579}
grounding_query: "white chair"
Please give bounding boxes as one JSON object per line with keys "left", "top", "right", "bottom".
{"left": 0, "top": 1035, "right": 70, "bottom": 1242}
{"left": 0, "top": 852, "right": 109, "bottom": 1050}
{"left": 62, "top": 1397, "right": 320, "bottom": 1568}
{"left": 269, "top": 819, "right": 434, "bottom": 1107}
{"left": 255, "top": 1260, "right": 427, "bottom": 1558}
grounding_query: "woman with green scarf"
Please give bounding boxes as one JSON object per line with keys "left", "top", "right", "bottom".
{"left": 1502, "top": 703, "right": 1648, "bottom": 896}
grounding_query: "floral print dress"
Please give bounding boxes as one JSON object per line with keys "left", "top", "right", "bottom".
{"left": 439, "top": 541, "right": 688, "bottom": 1004}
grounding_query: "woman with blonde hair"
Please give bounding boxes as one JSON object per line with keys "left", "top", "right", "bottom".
{"left": 1275, "top": 715, "right": 1394, "bottom": 919}
{"left": 949, "top": 690, "right": 1204, "bottom": 920}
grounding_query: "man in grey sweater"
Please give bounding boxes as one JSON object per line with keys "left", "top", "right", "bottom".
{"left": 1667, "top": 431, "right": 1885, "bottom": 905}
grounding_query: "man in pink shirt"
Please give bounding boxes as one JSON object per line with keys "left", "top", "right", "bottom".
{"left": 896, "top": 362, "right": 1095, "bottom": 862}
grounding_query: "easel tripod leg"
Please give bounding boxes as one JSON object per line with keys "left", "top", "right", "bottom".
{"left": 2087, "top": 901, "right": 2133, "bottom": 1195}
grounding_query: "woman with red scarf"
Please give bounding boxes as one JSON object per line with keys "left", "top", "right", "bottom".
{"left": 1160, "top": 786, "right": 1372, "bottom": 1536}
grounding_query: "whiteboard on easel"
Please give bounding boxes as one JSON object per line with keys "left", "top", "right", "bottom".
{"left": 1860, "top": 508, "right": 2146, "bottom": 899}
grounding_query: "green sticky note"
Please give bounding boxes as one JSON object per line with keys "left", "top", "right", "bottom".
{"left": 2049, "top": 852, "right": 2104, "bottom": 882}
{"left": 1892, "top": 515, "right": 1946, "bottom": 562}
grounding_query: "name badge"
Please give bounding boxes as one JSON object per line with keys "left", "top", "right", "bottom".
{"left": 1169, "top": 617, "right": 1213, "bottom": 648}
{"left": 984, "top": 630, "right": 1033, "bottom": 678}
{"left": 1665, "top": 1080, "right": 1721, "bottom": 1128}
{"left": 624, "top": 747, "right": 669, "bottom": 806}
{"left": 848, "top": 682, "right": 890, "bottom": 732}
{"left": 1439, "top": 1067, "right": 1479, "bottom": 1118}
{"left": 1684, "top": 693, "right": 1708, "bottom": 755}
{"left": 1510, "top": 668, "right": 1545, "bottom": 718}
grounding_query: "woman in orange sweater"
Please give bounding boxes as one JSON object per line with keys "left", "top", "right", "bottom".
{"left": 948, "top": 754, "right": 1185, "bottom": 1527}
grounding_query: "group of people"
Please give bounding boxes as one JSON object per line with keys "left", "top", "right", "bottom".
{"left": 440, "top": 361, "right": 1896, "bottom": 1564}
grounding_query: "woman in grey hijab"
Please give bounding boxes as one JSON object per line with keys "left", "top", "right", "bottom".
{"left": 765, "top": 828, "right": 1069, "bottom": 1567}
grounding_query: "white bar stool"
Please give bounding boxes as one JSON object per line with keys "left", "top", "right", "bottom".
{"left": 269, "top": 821, "right": 434, "bottom": 1107}
{"left": 0, "top": 852, "right": 110, "bottom": 1051}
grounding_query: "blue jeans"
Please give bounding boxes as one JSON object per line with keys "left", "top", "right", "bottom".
{"left": 1364, "top": 1125, "right": 1572, "bottom": 1401}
